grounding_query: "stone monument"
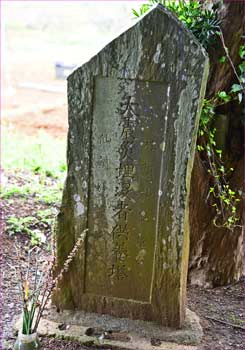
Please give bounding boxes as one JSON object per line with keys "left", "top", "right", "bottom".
{"left": 54, "top": 4, "right": 208, "bottom": 329}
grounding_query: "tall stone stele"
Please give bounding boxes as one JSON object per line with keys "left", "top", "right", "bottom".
{"left": 54, "top": 4, "right": 208, "bottom": 328}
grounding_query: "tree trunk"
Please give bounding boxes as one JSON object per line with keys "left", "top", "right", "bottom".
{"left": 188, "top": 0, "right": 244, "bottom": 287}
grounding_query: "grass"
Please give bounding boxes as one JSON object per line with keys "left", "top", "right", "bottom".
{"left": 2, "top": 130, "right": 67, "bottom": 176}
{"left": 2, "top": 182, "right": 63, "bottom": 204}
{"left": 2, "top": 130, "right": 67, "bottom": 204}
{"left": 2, "top": 130, "right": 66, "bottom": 245}
{"left": 6, "top": 207, "right": 56, "bottom": 245}
{"left": 1, "top": 184, "right": 33, "bottom": 199}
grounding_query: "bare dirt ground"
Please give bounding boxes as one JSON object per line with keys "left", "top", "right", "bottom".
{"left": 3, "top": 60, "right": 68, "bottom": 139}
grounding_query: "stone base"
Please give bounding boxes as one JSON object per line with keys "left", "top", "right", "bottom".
{"left": 14, "top": 308, "right": 202, "bottom": 350}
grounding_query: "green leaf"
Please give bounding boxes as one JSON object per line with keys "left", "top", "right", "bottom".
{"left": 231, "top": 84, "right": 242, "bottom": 93}
{"left": 217, "top": 91, "right": 231, "bottom": 102}
{"left": 219, "top": 56, "right": 226, "bottom": 63}
{"left": 239, "top": 62, "right": 244, "bottom": 74}
{"left": 239, "top": 45, "right": 245, "bottom": 59}
{"left": 218, "top": 91, "right": 227, "bottom": 98}
{"left": 197, "top": 145, "right": 204, "bottom": 151}
{"left": 132, "top": 9, "right": 140, "bottom": 17}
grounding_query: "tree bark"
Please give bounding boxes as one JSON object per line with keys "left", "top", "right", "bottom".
{"left": 188, "top": 0, "right": 244, "bottom": 287}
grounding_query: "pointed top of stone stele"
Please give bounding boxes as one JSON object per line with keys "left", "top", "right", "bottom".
{"left": 69, "top": 2, "right": 208, "bottom": 80}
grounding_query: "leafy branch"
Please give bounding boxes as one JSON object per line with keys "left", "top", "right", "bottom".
{"left": 197, "top": 44, "right": 244, "bottom": 230}
{"left": 133, "top": 0, "right": 221, "bottom": 49}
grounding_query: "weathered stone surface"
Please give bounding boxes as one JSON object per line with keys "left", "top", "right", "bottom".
{"left": 54, "top": 4, "right": 208, "bottom": 327}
